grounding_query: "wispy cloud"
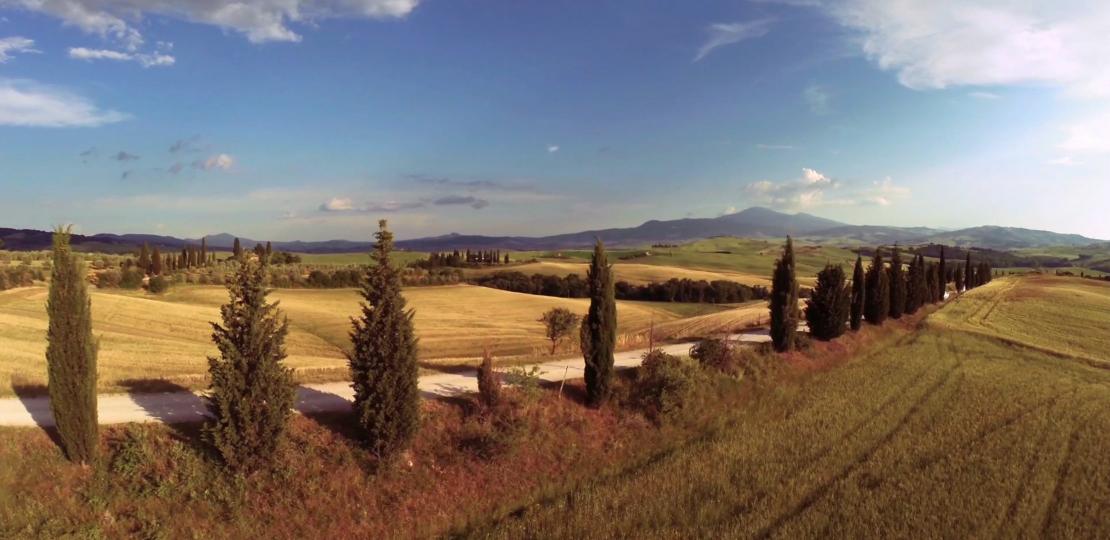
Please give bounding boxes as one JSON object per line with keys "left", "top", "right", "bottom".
{"left": 434, "top": 195, "right": 490, "bottom": 210}
{"left": 969, "top": 91, "right": 1001, "bottom": 100}
{"left": 319, "top": 197, "right": 427, "bottom": 213}
{"left": 112, "top": 151, "right": 140, "bottom": 161}
{"left": 694, "top": 19, "right": 774, "bottom": 62}
{"left": 756, "top": 143, "right": 795, "bottom": 150}
{"left": 69, "top": 46, "right": 174, "bottom": 67}
{"left": 169, "top": 135, "right": 203, "bottom": 153}
{"left": 745, "top": 168, "right": 909, "bottom": 209}
{"left": 803, "top": 84, "right": 830, "bottom": 114}
{"left": 547, "top": 144, "right": 560, "bottom": 153}
{"left": 0, "top": 36, "right": 37, "bottom": 62}
{"left": 13, "top": 0, "right": 420, "bottom": 46}
{"left": 405, "top": 173, "right": 538, "bottom": 193}
{"left": 193, "top": 153, "right": 234, "bottom": 171}
{"left": 0, "top": 78, "right": 129, "bottom": 127}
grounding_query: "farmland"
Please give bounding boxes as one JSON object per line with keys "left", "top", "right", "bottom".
{"left": 464, "top": 276, "right": 1110, "bottom": 538}
{"left": 0, "top": 284, "right": 759, "bottom": 396}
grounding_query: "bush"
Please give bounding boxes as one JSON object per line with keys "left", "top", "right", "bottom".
{"left": 689, "top": 338, "right": 737, "bottom": 375}
{"left": 477, "top": 348, "right": 501, "bottom": 408}
{"left": 96, "top": 269, "right": 122, "bottom": 288}
{"left": 631, "top": 350, "right": 705, "bottom": 424}
{"left": 147, "top": 275, "right": 171, "bottom": 294}
{"left": 120, "top": 268, "right": 144, "bottom": 289}
{"left": 455, "top": 405, "right": 524, "bottom": 461}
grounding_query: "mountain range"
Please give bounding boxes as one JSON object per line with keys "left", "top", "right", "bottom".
{"left": 0, "top": 207, "right": 1103, "bottom": 254}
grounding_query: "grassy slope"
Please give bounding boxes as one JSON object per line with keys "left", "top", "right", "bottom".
{"left": 466, "top": 276, "right": 1110, "bottom": 538}
{"left": 464, "top": 260, "right": 775, "bottom": 287}
{"left": 0, "top": 285, "right": 693, "bottom": 395}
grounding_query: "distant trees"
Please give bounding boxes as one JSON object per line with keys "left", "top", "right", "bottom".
{"left": 805, "top": 264, "right": 851, "bottom": 341}
{"left": 850, "top": 255, "right": 865, "bottom": 331}
{"left": 888, "top": 245, "right": 906, "bottom": 319}
{"left": 472, "top": 271, "right": 767, "bottom": 304}
{"left": 348, "top": 220, "right": 420, "bottom": 458}
{"left": 769, "top": 237, "right": 799, "bottom": 352}
{"left": 414, "top": 250, "right": 512, "bottom": 269}
{"left": 204, "top": 259, "right": 295, "bottom": 472}
{"left": 539, "top": 307, "right": 580, "bottom": 355}
{"left": 582, "top": 239, "right": 616, "bottom": 407}
{"left": 864, "top": 248, "right": 890, "bottom": 325}
{"left": 46, "top": 227, "right": 99, "bottom": 464}
{"left": 233, "top": 238, "right": 243, "bottom": 260}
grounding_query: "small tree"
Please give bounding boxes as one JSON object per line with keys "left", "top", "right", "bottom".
{"left": 46, "top": 226, "right": 99, "bottom": 464}
{"left": 769, "top": 237, "right": 799, "bottom": 352}
{"left": 349, "top": 220, "right": 420, "bottom": 457}
{"left": 583, "top": 238, "right": 616, "bottom": 407}
{"left": 539, "top": 307, "right": 580, "bottom": 355}
{"left": 850, "top": 255, "right": 865, "bottom": 331}
{"left": 888, "top": 245, "right": 906, "bottom": 319}
{"left": 151, "top": 246, "right": 163, "bottom": 276}
{"left": 204, "top": 259, "right": 295, "bottom": 472}
{"left": 476, "top": 346, "right": 501, "bottom": 408}
{"left": 864, "top": 248, "right": 890, "bottom": 325}
{"left": 806, "top": 264, "right": 851, "bottom": 341}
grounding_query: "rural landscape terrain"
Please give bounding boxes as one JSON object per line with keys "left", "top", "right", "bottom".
{"left": 4, "top": 0, "right": 1110, "bottom": 538}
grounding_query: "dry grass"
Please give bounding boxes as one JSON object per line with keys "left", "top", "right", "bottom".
{"left": 465, "top": 261, "right": 774, "bottom": 287}
{"left": 0, "top": 284, "right": 691, "bottom": 395}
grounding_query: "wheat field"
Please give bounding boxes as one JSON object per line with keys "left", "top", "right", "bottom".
{"left": 0, "top": 284, "right": 694, "bottom": 395}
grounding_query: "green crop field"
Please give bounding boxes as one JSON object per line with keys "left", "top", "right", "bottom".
{"left": 467, "top": 275, "right": 1110, "bottom": 538}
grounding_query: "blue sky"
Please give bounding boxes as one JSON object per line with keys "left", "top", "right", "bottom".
{"left": 1, "top": 0, "right": 1108, "bottom": 241}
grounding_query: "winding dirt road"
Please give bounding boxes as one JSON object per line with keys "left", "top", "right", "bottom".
{"left": 0, "top": 331, "right": 771, "bottom": 428}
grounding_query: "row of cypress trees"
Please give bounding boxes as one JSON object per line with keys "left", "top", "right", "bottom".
{"left": 43, "top": 221, "right": 423, "bottom": 470}
{"left": 771, "top": 240, "right": 994, "bottom": 350}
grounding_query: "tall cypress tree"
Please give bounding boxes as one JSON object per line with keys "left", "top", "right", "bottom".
{"left": 201, "top": 237, "right": 208, "bottom": 266}
{"left": 349, "top": 220, "right": 420, "bottom": 457}
{"left": 955, "top": 264, "right": 965, "bottom": 292}
{"left": 965, "top": 251, "right": 974, "bottom": 290}
{"left": 769, "top": 237, "right": 799, "bottom": 352}
{"left": 583, "top": 238, "right": 617, "bottom": 407}
{"left": 204, "top": 259, "right": 295, "bottom": 472}
{"left": 864, "top": 248, "right": 890, "bottom": 325}
{"left": 46, "top": 227, "right": 99, "bottom": 464}
{"left": 926, "top": 262, "right": 939, "bottom": 304}
{"left": 904, "top": 254, "right": 920, "bottom": 315}
{"left": 850, "top": 255, "right": 865, "bottom": 331}
{"left": 806, "top": 264, "right": 850, "bottom": 341}
{"left": 888, "top": 245, "right": 906, "bottom": 319}
{"left": 151, "top": 246, "right": 163, "bottom": 276}
{"left": 233, "top": 238, "right": 242, "bottom": 260}
{"left": 939, "top": 245, "right": 947, "bottom": 287}
{"left": 138, "top": 243, "right": 151, "bottom": 274}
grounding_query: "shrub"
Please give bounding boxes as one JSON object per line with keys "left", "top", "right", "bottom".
{"left": 631, "top": 350, "right": 704, "bottom": 424}
{"left": 120, "top": 268, "right": 144, "bottom": 289}
{"left": 455, "top": 405, "right": 524, "bottom": 461}
{"left": 477, "top": 348, "right": 501, "bottom": 408}
{"left": 96, "top": 269, "right": 122, "bottom": 288}
{"left": 689, "top": 338, "right": 737, "bottom": 375}
{"left": 147, "top": 275, "right": 171, "bottom": 294}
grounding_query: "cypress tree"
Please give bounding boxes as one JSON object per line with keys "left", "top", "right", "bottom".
{"left": 805, "top": 264, "right": 850, "bottom": 341}
{"left": 349, "top": 220, "right": 420, "bottom": 457}
{"left": 938, "top": 245, "right": 947, "bottom": 287}
{"left": 233, "top": 238, "right": 242, "bottom": 260}
{"left": 850, "top": 255, "right": 865, "bottom": 331}
{"left": 583, "top": 238, "right": 617, "bottom": 407}
{"left": 955, "top": 264, "right": 965, "bottom": 292}
{"left": 151, "top": 246, "right": 163, "bottom": 276}
{"left": 204, "top": 259, "right": 295, "bottom": 472}
{"left": 906, "top": 254, "right": 928, "bottom": 315}
{"left": 888, "top": 245, "right": 906, "bottom": 319}
{"left": 864, "top": 248, "right": 890, "bottom": 325}
{"left": 46, "top": 227, "right": 99, "bottom": 464}
{"left": 769, "top": 237, "right": 799, "bottom": 352}
{"left": 265, "top": 241, "right": 273, "bottom": 258}
{"left": 138, "top": 243, "right": 151, "bottom": 274}
{"left": 201, "top": 238, "right": 208, "bottom": 266}
{"left": 904, "top": 254, "right": 920, "bottom": 315}
{"left": 965, "top": 251, "right": 974, "bottom": 290}
{"left": 926, "top": 262, "right": 939, "bottom": 304}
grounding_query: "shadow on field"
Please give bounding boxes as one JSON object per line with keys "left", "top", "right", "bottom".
{"left": 11, "top": 382, "right": 63, "bottom": 450}
{"left": 119, "top": 379, "right": 210, "bottom": 454}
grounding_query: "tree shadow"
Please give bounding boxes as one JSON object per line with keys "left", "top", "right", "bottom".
{"left": 296, "top": 386, "right": 362, "bottom": 443}
{"left": 118, "top": 379, "right": 210, "bottom": 454}
{"left": 11, "top": 382, "right": 63, "bottom": 449}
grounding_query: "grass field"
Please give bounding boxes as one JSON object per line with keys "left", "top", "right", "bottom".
{"left": 464, "top": 260, "right": 775, "bottom": 287}
{"left": 0, "top": 284, "right": 708, "bottom": 395}
{"left": 465, "top": 276, "right": 1110, "bottom": 538}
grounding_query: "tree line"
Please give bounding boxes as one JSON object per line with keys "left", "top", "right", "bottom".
{"left": 411, "top": 249, "right": 512, "bottom": 269}
{"left": 471, "top": 270, "right": 768, "bottom": 304}
{"left": 771, "top": 239, "right": 993, "bottom": 351}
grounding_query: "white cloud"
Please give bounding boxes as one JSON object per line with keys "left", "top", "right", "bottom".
{"left": 0, "top": 78, "right": 129, "bottom": 127}
{"left": 826, "top": 0, "right": 1110, "bottom": 98}
{"left": 547, "top": 145, "right": 560, "bottom": 153}
{"left": 319, "top": 197, "right": 427, "bottom": 212}
{"left": 694, "top": 18, "right": 774, "bottom": 62}
{"left": 0, "top": 36, "right": 37, "bottom": 62}
{"left": 803, "top": 84, "right": 830, "bottom": 114}
{"left": 9, "top": 0, "right": 420, "bottom": 46}
{"left": 968, "top": 91, "right": 1000, "bottom": 100}
{"left": 1057, "top": 111, "right": 1110, "bottom": 155}
{"left": 1047, "top": 156, "right": 1083, "bottom": 166}
{"left": 320, "top": 197, "right": 355, "bottom": 211}
{"left": 745, "top": 168, "right": 908, "bottom": 209}
{"left": 195, "top": 153, "right": 235, "bottom": 170}
{"left": 68, "top": 47, "right": 175, "bottom": 67}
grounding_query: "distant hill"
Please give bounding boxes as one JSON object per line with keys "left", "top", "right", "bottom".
{"left": 0, "top": 207, "right": 1103, "bottom": 254}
